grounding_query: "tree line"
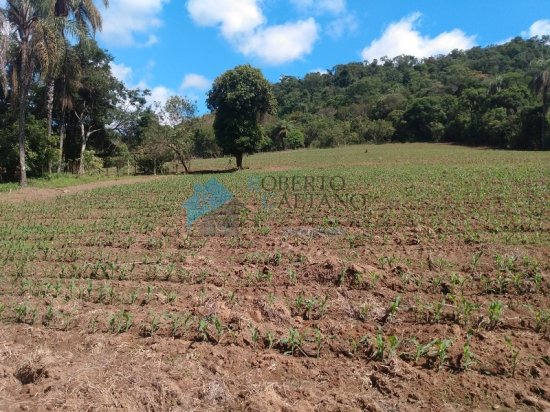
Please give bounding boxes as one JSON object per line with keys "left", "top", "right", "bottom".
{"left": 1, "top": 3, "right": 549, "bottom": 186}
{"left": 269, "top": 36, "right": 550, "bottom": 152}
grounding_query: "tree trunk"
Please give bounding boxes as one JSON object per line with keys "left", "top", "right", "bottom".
{"left": 236, "top": 152, "right": 243, "bottom": 169}
{"left": 46, "top": 79, "right": 54, "bottom": 139}
{"left": 57, "top": 120, "right": 65, "bottom": 173}
{"left": 17, "top": 40, "right": 30, "bottom": 187}
{"left": 176, "top": 155, "right": 189, "bottom": 173}
{"left": 78, "top": 122, "right": 86, "bottom": 176}
{"left": 542, "top": 102, "right": 547, "bottom": 151}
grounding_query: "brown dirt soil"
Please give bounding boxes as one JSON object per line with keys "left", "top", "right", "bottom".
{"left": 0, "top": 177, "right": 548, "bottom": 411}
{"left": 0, "top": 223, "right": 549, "bottom": 411}
{"left": 0, "top": 176, "right": 166, "bottom": 204}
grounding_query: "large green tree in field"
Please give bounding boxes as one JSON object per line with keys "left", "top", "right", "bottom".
{"left": 207, "top": 65, "right": 276, "bottom": 169}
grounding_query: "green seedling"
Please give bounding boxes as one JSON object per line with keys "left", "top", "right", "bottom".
{"left": 505, "top": 336, "right": 520, "bottom": 378}
{"left": 387, "top": 335, "right": 401, "bottom": 358}
{"left": 388, "top": 296, "right": 402, "bottom": 321}
{"left": 358, "top": 303, "right": 369, "bottom": 321}
{"left": 109, "top": 309, "right": 133, "bottom": 334}
{"left": 287, "top": 268, "right": 298, "bottom": 284}
{"left": 198, "top": 317, "right": 210, "bottom": 342}
{"left": 281, "top": 328, "right": 303, "bottom": 356}
{"left": 313, "top": 328, "right": 324, "bottom": 358}
{"left": 410, "top": 338, "right": 436, "bottom": 362}
{"left": 434, "top": 339, "right": 453, "bottom": 370}
{"left": 534, "top": 308, "right": 550, "bottom": 333}
{"left": 487, "top": 300, "right": 504, "bottom": 329}
{"left": 265, "top": 331, "right": 276, "bottom": 350}
{"left": 42, "top": 305, "right": 54, "bottom": 326}
{"left": 461, "top": 333, "right": 475, "bottom": 371}
{"left": 471, "top": 250, "right": 484, "bottom": 270}
{"left": 168, "top": 312, "right": 193, "bottom": 338}
{"left": 373, "top": 330, "right": 385, "bottom": 360}
{"left": 249, "top": 324, "right": 261, "bottom": 349}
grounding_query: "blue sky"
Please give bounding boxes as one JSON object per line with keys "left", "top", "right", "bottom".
{"left": 97, "top": 0, "right": 550, "bottom": 113}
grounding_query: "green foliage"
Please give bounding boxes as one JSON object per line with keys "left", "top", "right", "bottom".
{"left": 271, "top": 38, "right": 550, "bottom": 150}
{"left": 207, "top": 65, "right": 277, "bottom": 167}
{"left": 82, "top": 150, "right": 103, "bottom": 174}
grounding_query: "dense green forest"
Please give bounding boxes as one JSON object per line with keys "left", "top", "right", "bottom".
{"left": 0, "top": 31, "right": 549, "bottom": 183}
{"left": 269, "top": 36, "right": 550, "bottom": 151}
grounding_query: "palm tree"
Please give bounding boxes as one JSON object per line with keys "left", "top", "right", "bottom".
{"left": 531, "top": 68, "right": 550, "bottom": 150}
{"left": 48, "top": 0, "right": 108, "bottom": 173}
{"left": 55, "top": 43, "right": 81, "bottom": 172}
{"left": 2, "top": 0, "right": 63, "bottom": 186}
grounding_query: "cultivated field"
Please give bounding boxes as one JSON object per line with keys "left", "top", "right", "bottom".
{"left": 0, "top": 144, "right": 549, "bottom": 411}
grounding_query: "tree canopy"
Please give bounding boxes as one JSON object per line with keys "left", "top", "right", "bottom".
{"left": 207, "top": 64, "right": 277, "bottom": 168}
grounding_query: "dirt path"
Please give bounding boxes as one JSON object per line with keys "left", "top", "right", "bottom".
{"left": 0, "top": 175, "right": 167, "bottom": 204}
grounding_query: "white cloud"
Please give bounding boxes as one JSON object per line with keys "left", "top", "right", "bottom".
{"left": 310, "top": 68, "right": 329, "bottom": 74}
{"left": 327, "top": 13, "right": 358, "bottom": 39}
{"left": 361, "top": 13, "right": 476, "bottom": 61}
{"left": 290, "top": 0, "right": 346, "bottom": 15}
{"left": 187, "top": 0, "right": 265, "bottom": 37}
{"left": 186, "top": 0, "right": 319, "bottom": 65}
{"left": 149, "top": 85, "right": 174, "bottom": 107}
{"left": 181, "top": 73, "right": 211, "bottom": 91}
{"left": 523, "top": 20, "right": 550, "bottom": 38}
{"left": 237, "top": 19, "right": 319, "bottom": 65}
{"left": 143, "top": 35, "right": 159, "bottom": 47}
{"left": 110, "top": 62, "right": 133, "bottom": 84}
{"left": 99, "top": 0, "right": 168, "bottom": 47}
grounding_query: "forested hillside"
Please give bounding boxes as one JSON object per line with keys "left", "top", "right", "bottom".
{"left": 268, "top": 36, "right": 550, "bottom": 151}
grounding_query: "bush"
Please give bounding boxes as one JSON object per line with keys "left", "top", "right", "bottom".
{"left": 82, "top": 150, "right": 104, "bottom": 174}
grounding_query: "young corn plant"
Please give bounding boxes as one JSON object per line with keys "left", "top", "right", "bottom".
{"left": 313, "top": 328, "right": 324, "bottom": 358}
{"left": 168, "top": 312, "right": 193, "bottom": 338}
{"left": 42, "top": 305, "right": 54, "bottom": 326}
{"left": 409, "top": 338, "right": 436, "bottom": 363}
{"left": 387, "top": 296, "right": 402, "bottom": 322}
{"left": 461, "top": 333, "right": 476, "bottom": 371}
{"left": 109, "top": 310, "right": 134, "bottom": 334}
{"left": 357, "top": 303, "right": 370, "bottom": 322}
{"left": 212, "top": 316, "right": 224, "bottom": 344}
{"left": 141, "top": 314, "right": 160, "bottom": 337}
{"left": 505, "top": 336, "right": 520, "bottom": 378}
{"left": 287, "top": 268, "right": 298, "bottom": 284}
{"left": 431, "top": 298, "right": 446, "bottom": 324}
{"left": 249, "top": 324, "right": 261, "bottom": 349}
{"left": 534, "top": 308, "right": 550, "bottom": 334}
{"left": 264, "top": 331, "right": 276, "bottom": 350}
{"left": 387, "top": 335, "right": 401, "bottom": 358}
{"left": 14, "top": 302, "right": 36, "bottom": 324}
{"left": 434, "top": 339, "right": 453, "bottom": 370}
{"left": 372, "top": 330, "right": 386, "bottom": 361}
{"left": 471, "top": 250, "right": 484, "bottom": 271}
{"left": 198, "top": 317, "right": 210, "bottom": 342}
{"left": 458, "top": 298, "right": 479, "bottom": 326}
{"left": 88, "top": 315, "right": 100, "bottom": 334}
{"left": 280, "top": 328, "right": 303, "bottom": 356}
{"left": 487, "top": 300, "right": 504, "bottom": 330}
{"left": 349, "top": 336, "right": 369, "bottom": 358}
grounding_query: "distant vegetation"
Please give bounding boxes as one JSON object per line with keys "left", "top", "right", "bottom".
{"left": 268, "top": 36, "right": 550, "bottom": 151}
{"left": 0, "top": 26, "right": 549, "bottom": 185}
